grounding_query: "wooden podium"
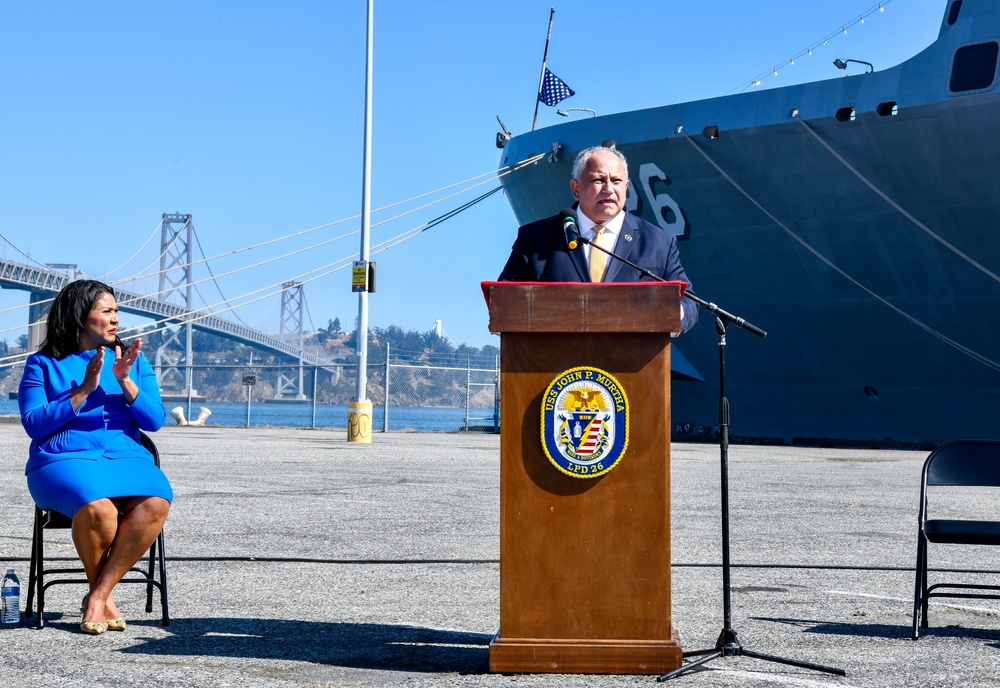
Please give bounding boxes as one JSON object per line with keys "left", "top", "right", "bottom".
{"left": 484, "top": 282, "right": 684, "bottom": 675}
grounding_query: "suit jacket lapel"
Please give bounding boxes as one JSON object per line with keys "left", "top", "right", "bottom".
{"left": 559, "top": 213, "right": 589, "bottom": 281}
{"left": 604, "top": 213, "right": 638, "bottom": 282}
{"left": 569, "top": 241, "right": 589, "bottom": 281}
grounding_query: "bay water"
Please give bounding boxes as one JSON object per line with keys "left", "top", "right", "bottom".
{"left": 0, "top": 398, "right": 495, "bottom": 433}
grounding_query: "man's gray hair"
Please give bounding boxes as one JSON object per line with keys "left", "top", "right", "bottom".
{"left": 571, "top": 146, "right": 629, "bottom": 182}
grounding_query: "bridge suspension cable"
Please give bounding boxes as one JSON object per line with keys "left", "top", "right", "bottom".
{"left": 0, "top": 232, "right": 51, "bottom": 269}
{"left": 109, "top": 152, "right": 541, "bottom": 292}
{"left": 97, "top": 221, "right": 166, "bottom": 280}
{"left": 0, "top": 151, "right": 543, "bottom": 349}
{"left": 0, "top": 179, "right": 504, "bottom": 370}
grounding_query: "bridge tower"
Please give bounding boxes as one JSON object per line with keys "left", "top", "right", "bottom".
{"left": 275, "top": 281, "right": 307, "bottom": 399}
{"left": 26, "top": 264, "right": 86, "bottom": 351}
{"left": 153, "top": 213, "right": 197, "bottom": 398}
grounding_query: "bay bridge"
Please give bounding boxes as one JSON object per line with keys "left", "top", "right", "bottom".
{"left": 0, "top": 154, "right": 527, "bottom": 402}
{"left": 1, "top": 213, "right": 334, "bottom": 399}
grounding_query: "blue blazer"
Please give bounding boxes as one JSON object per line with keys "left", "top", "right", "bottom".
{"left": 498, "top": 211, "right": 699, "bottom": 332}
{"left": 19, "top": 348, "right": 165, "bottom": 473}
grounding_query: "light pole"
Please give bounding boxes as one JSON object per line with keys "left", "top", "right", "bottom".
{"left": 833, "top": 58, "right": 874, "bottom": 73}
{"left": 557, "top": 107, "right": 597, "bottom": 118}
{"left": 349, "top": 0, "right": 374, "bottom": 444}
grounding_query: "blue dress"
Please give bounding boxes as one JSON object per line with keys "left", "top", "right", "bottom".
{"left": 19, "top": 348, "right": 172, "bottom": 517}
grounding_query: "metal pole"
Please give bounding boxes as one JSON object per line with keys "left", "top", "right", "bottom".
{"left": 355, "top": 0, "right": 373, "bottom": 403}
{"left": 311, "top": 362, "right": 318, "bottom": 429}
{"left": 494, "top": 354, "right": 501, "bottom": 434}
{"left": 531, "top": 7, "right": 555, "bottom": 131}
{"left": 464, "top": 355, "right": 471, "bottom": 431}
{"left": 246, "top": 352, "right": 253, "bottom": 429}
{"left": 185, "top": 217, "right": 195, "bottom": 410}
{"left": 349, "top": 0, "right": 375, "bottom": 443}
{"left": 298, "top": 287, "right": 305, "bottom": 399}
{"left": 383, "top": 342, "right": 390, "bottom": 433}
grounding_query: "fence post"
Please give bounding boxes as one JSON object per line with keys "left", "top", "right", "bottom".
{"left": 246, "top": 380, "right": 252, "bottom": 428}
{"left": 244, "top": 354, "right": 254, "bottom": 428}
{"left": 383, "top": 342, "right": 390, "bottom": 433}
{"left": 311, "top": 363, "right": 318, "bottom": 428}
{"left": 464, "top": 355, "right": 472, "bottom": 431}
{"left": 493, "top": 354, "right": 500, "bottom": 434}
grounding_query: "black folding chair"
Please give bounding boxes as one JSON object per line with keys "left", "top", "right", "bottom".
{"left": 912, "top": 439, "right": 1000, "bottom": 639}
{"left": 25, "top": 432, "right": 170, "bottom": 628}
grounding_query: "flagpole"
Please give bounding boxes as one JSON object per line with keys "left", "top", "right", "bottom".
{"left": 531, "top": 6, "right": 555, "bottom": 131}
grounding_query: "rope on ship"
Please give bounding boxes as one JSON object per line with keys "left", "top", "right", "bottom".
{"left": 793, "top": 114, "right": 1000, "bottom": 284}
{"left": 677, "top": 129, "right": 1000, "bottom": 375}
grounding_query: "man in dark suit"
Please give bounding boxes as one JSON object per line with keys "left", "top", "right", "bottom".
{"left": 498, "top": 145, "right": 698, "bottom": 333}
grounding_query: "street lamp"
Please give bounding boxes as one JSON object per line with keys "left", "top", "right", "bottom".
{"left": 833, "top": 58, "right": 874, "bottom": 73}
{"left": 557, "top": 108, "right": 597, "bottom": 118}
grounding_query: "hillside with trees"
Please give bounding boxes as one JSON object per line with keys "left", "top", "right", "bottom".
{"left": 0, "top": 323, "right": 499, "bottom": 407}
{"left": 157, "top": 322, "right": 498, "bottom": 406}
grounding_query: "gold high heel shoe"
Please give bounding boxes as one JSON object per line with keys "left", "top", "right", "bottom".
{"left": 105, "top": 618, "right": 127, "bottom": 632}
{"left": 80, "top": 620, "right": 108, "bottom": 635}
{"left": 79, "top": 593, "right": 113, "bottom": 634}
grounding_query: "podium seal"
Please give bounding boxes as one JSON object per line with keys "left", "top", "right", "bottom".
{"left": 541, "top": 366, "right": 630, "bottom": 478}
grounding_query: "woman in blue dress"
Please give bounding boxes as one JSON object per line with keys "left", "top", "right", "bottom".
{"left": 19, "top": 280, "right": 172, "bottom": 635}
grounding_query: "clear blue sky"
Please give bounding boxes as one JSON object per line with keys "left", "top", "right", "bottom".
{"left": 0, "top": 0, "right": 944, "bottom": 351}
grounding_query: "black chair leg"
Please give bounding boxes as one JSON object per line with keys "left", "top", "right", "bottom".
{"left": 919, "top": 539, "right": 931, "bottom": 630}
{"left": 27, "top": 508, "right": 39, "bottom": 619}
{"left": 145, "top": 538, "right": 156, "bottom": 613}
{"left": 912, "top": 534, "right": 927, "bottom": 639}
{"left": 920, "top": 560, "right": 930, "bottom": 629}
{"left": 34, "top": 509, "right": 46, "bottom": 629}
{"left": 158, "top": 531, "right": 169, "bottom": 626}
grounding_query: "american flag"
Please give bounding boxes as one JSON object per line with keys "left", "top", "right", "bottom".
{"left": 576, "top": 418, "right": 603, "bottom": 456}
{"left": 538, "top": 68, "right": 575, "bottom": 106}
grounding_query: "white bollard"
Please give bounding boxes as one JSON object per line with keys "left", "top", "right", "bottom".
{"left": 170, "top": 407, "right": 188, "bottom": 426}
{"left": 190, "top": 407, "right": 213, "bottom": 427}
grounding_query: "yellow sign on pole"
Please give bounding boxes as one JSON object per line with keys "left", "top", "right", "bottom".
{"left": 352, "top": 260, "right": 368, "bottom": 292}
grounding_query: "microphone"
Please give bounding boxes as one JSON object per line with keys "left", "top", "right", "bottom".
{"left": 561, "top": 208, "right": 579, "bottom": 249}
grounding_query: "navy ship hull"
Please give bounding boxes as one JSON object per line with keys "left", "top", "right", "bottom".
{"left": 498, "top": 0, "right": 1000, "bottom": 445}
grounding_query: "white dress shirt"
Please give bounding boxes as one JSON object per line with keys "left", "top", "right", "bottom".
{"left": 578, "top": 210, "right": 626, "bottom": 263}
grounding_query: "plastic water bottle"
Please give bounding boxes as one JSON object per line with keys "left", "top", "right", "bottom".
{"left": 1, "top": 568, "right": 19, "bottom": 625}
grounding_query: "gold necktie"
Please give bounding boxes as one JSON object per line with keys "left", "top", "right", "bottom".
{"left": 589, "top": 225, "right": 609, "bottom": 282}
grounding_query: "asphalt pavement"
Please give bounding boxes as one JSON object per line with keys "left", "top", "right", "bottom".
{"left": 1, "top": 425, "right": 999, "bottom": 687}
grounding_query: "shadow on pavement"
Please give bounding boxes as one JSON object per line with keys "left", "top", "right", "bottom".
{"left": 41, "top": 617, "right": 492, "bottom": 674}
{"left": 752, "top": 615, "right": 1000, "bottom": 642}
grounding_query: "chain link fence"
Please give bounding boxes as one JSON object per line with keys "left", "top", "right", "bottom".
{"left": 161, "top": 348, "right": 500, "bottom": 433}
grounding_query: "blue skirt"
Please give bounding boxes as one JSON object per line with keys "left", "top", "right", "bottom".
{"left": 27, "top": 455, "right": 173, "bottom": 518}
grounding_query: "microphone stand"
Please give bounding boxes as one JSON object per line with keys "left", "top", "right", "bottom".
{"left": 573, "top": 234, "right": 845, "bottom": 681}
{"left": 573, "top": 232, "right": 763, "bottom": 335}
